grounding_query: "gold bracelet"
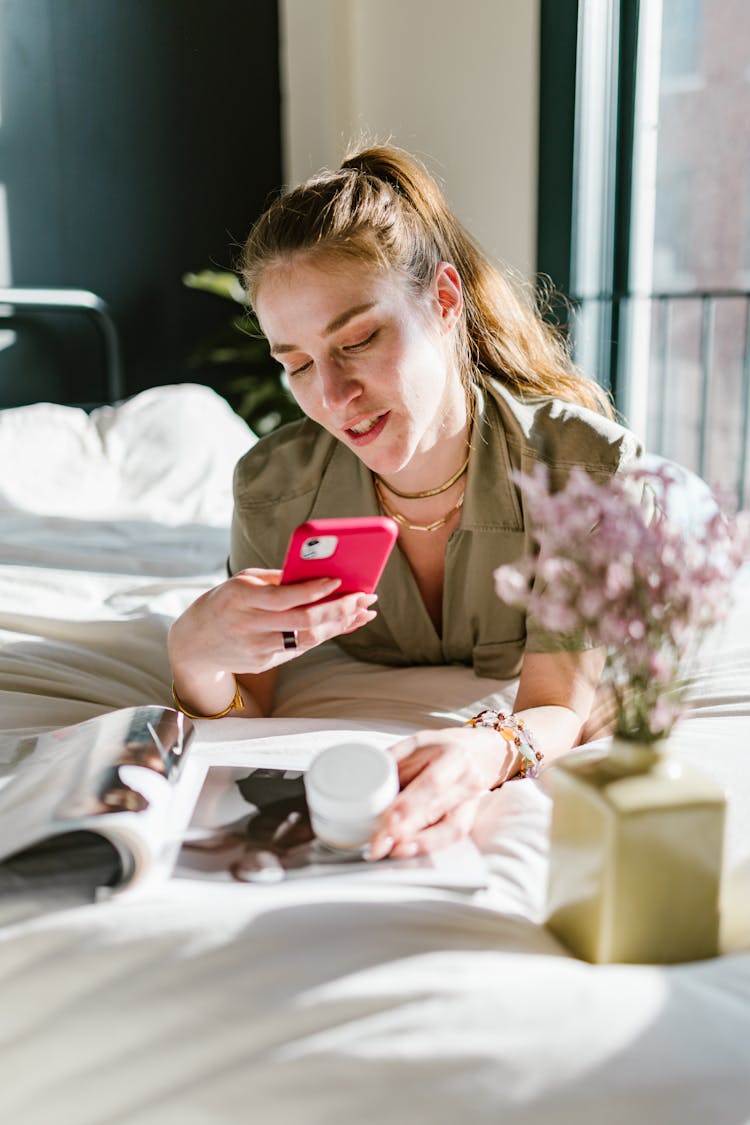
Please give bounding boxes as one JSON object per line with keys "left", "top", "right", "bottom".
{"left": 171, "top": 675, "right": 244, "bottom": 720}
{"left": 464, "top": 708, "right": 543, "bottom": 786}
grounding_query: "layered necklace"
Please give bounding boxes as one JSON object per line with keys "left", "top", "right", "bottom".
{"left": 373, "top": 450, "right": 470, "bottom": 533}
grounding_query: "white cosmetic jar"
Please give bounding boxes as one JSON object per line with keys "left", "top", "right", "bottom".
{"left": 304, "top": 742, "right": 399, "bottom": 852}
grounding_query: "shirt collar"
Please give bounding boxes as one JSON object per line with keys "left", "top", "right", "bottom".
{"left": 307, "top": 378, "right": 524, "bottom": 532}
{"left": 308, "top": 438, "right": 380, "bottom": 519}
{"left": 460, "top": 380, "right": 524, "bottom": 531}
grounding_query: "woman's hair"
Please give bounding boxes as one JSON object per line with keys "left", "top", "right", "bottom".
{"left": 242, "top": 143, "right": 614, "bottom": 418}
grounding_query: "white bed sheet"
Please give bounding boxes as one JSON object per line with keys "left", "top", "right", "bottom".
{"left": 1, "top": 386, "right": 749, "bottom": 1125}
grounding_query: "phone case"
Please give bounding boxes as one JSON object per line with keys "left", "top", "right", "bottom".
{"left": 280, "top": 516, "right": 398, "bottom": 601}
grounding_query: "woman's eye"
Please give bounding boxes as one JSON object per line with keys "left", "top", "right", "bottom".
{"left": 343, "top": 331, "right": 377, "bottom": 353}
{"left": 286, "top": 330, "right": 377, "bottom": 375}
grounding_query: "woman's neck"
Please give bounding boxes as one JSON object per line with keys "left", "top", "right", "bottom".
{"left": 377, "top": 379, "right": 472, "bottom": 496}
{"left": 382, "top": 428, "right": 470, "bottom": 495}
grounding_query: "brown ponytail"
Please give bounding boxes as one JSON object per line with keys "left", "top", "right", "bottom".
{"left": 242, "top": 143, "right": 614, "bottom": 419}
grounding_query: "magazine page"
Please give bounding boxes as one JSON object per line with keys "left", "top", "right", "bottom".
{"left": 177, "top": 732, "right": 488, "bottom": 893}
{"left": 0, "top": 706, "right": 203, "bottom": 895}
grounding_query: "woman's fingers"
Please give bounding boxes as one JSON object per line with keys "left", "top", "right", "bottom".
{"left": 368, "top": 728, "right": 505, "bottom": 860}
{"left": 386, "top": 753, "right": 465, "bottom": 831}
{"left": 235, "top": 594, "right": 377, "bottom": 664}
{"left": 252, "top": 592, "right": 378, "bottom": 634}
{"left": 369, "top": 757, "right": 464, "bottom": 860}
{"left": 234, "top": 570, "right": 343, "bottom": 609}
{"left": 170, "top": 569, "right": 378, "bottom": 680}
{"left": 230, "top": 571, "right": 378, "bottom": 638}
{"left": 390, "top": 798, "right": 480, "bottom": 857}
{"left": 263, "top": 605, "right": 377, "bottom": 661}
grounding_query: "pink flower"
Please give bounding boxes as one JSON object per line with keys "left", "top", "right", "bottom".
{"left": 494, "top": 565, "right": 530, "bottom": 604}
{"left": 649, "top": 696, "right": 681, "bottom": 737}
{"left": 604, "top": 560, "right": 633, "bottom": 598}
{"left": 535, "top": 601, "right": 581, "bottom": 634}
{"left": 649, "top": 649, "right": 676, "bottom": 684}
{"left": 497, "top": 462, "right": 748, "bottom": 741}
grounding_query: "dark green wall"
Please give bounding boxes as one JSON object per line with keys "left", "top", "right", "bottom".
{"left": 536, "top": 0, "right": 578, "bottom": 302}
{"left": 0, "top": 0, "right": 281, "bottom": 406}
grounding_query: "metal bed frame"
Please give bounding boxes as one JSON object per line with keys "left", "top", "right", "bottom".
{"left": 0, "top": 286, "right": 123, "bottom": 405}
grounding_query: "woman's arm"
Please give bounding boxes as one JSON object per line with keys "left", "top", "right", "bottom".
{"left": 511, "top": 647, "right": 606, "bottom": 760}
{"left": 368, "top": 647, "right": 605, "bottom": 859}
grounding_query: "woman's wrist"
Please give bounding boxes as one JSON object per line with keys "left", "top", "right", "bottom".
{"left": 170, "top": 660, "right": 240, "bottom": 721}
{"left": 464, "top": 709, "right": 543, "bottom": 788}
{"left": 172, "top": 673, "right": 244, "bottom": 721}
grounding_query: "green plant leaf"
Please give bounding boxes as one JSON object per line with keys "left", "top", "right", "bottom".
{"left": 182, "top": 269, "right": 246, "bottom": 303}
{"left": 183, "top": 267, "right": 299, "bottom": 434}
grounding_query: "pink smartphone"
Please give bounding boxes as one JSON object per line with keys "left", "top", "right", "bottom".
{"left": 280, "top": 516, "right": 398, "bottom": 602}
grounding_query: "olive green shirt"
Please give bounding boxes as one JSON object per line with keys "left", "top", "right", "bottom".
{"left": 229, "top": 379, "right": 642, "bottom": 679}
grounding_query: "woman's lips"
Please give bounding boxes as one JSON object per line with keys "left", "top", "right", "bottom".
{"left": 344, "top": 411, "right": 390, "bottom": 445}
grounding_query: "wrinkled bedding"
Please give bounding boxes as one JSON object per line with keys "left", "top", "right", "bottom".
{"left": 1, "top": 385, "right": 749, "bottom": 1125}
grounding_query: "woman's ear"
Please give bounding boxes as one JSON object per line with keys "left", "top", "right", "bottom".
{"left": 432, "top": 262, "right": 463, "bottom": 334}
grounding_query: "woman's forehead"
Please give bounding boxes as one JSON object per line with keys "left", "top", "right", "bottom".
{"left": 255, "top": 255, "right": 408, "bottom": 335}
{"left": 257, "top": 250, "right": 393, "bottom": 297}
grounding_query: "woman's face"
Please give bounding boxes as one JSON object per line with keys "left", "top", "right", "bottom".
{"left": 254, "top": 254, "right": 467, "bottom": 479}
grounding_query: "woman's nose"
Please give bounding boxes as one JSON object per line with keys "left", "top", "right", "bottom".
{"left": 319, "top": 357, "right": 362, "bottom": 412}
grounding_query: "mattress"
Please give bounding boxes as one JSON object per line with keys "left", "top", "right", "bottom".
{"left": 1, "top": 385, "right": 749, "bottom": 1125}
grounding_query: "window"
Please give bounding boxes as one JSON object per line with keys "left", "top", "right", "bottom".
{"left": 660, "top": 0, "right": 703, "bottom": 87}
{"left": 539, "top": 0, "right": 750, "bottom": 506}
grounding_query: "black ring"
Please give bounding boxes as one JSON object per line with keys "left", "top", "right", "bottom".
{"left": 282, "top": 630, "right": 298, "bottom": 650}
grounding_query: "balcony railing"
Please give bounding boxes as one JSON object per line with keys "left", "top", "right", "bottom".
{"left": 570, "top": 289, "right": 750, "bottom": 510}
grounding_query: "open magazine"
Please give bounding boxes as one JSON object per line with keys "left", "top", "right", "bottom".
{"left": 177, "top": 760, "right": 487, "bottom": 891}
{"left": 0, "top": 707, "right": 488, "bottom": 898}
{"left": 0, "top": 706, "right": 204, "bottom": 897}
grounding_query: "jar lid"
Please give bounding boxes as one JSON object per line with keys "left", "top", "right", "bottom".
{"left": 305, "top": 743, "right": 399, "bottom": 821}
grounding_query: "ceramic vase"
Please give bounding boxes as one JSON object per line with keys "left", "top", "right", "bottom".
{"left": 545, "top": 735, "right": 727, "bottom": 964}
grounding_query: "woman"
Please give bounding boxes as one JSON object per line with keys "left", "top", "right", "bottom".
{"left": 169, "top": 144, "right": 641, "bottom": 859}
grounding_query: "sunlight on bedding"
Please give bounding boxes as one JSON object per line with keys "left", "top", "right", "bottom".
{"left": 1, "top": 384, "right": 750, "bottom": 1124}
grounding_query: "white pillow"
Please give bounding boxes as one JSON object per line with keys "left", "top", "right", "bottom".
{"left": 0, "top": 384, "right": 256, "bottom": 525}
{"left": 641, "top": 452, "right": 719, "bottom": 529}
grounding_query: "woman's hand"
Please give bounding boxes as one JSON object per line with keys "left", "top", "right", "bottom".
{"left": 168, "top": 568, "right": 377, "bottom": 690}
{"left": 368, "top": 726, "right": 519, "bottom": 860}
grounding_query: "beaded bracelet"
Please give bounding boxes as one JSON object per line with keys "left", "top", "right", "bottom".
{"left": 464, "top": 708, "right": 543, "bottom": 785}
{"left": 171, "top": 675, "right": 244, "bottom": 720}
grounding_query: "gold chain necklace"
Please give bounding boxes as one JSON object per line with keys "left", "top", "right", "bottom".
{"left": 375, "top": 478, "right": 465, "bottom": 532}
{"left": 374, "top": 451, "right": 470, "bottom": 500}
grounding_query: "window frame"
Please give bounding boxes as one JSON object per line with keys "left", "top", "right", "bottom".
{"left": 536, "top": 0, "right": 640, "bottom": 404}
